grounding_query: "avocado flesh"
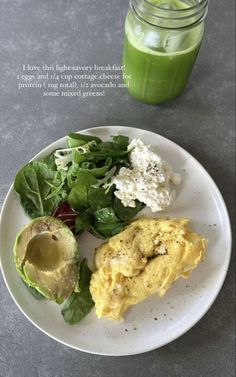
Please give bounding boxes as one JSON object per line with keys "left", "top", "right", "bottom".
{"left": 14, "top": 216, "right": 79, "bottom": 304}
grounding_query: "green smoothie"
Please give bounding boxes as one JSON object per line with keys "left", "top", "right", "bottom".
{"left": 123, "top": 0, "right": 204, "bottom": 104}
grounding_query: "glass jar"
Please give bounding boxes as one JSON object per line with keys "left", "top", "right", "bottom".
{"left": 123, "top": 0, "right": 208, "bottom": 104}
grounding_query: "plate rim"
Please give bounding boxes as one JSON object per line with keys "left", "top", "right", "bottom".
{"left": 0, "top": 125, "right": 232, "bottom": 356}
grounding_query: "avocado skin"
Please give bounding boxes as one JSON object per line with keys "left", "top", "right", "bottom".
{"left": 14, "top": 216, "right": 79, "bottom": 304}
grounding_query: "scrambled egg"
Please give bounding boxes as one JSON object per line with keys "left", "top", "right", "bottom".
{"left": 90, "top": 217, "right": 207, "bottom": 321}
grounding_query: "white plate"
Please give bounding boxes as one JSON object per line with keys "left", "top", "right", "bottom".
{"left": 0, "top": 126, "right": 232, "bottom": 356}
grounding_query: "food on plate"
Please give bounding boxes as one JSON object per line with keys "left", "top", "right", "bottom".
{"left": 52, "top": 201, "right": 78, "bottom": 233}
{"left": 13, "top": 216, "right": 79, "bottom": 304}
{"left": 61, "top": 259, "right": 94, "bottom": 325}
{"left": 13, "top": 133, "right": 181, "bottom": 241}
{"left": 13, "top": 214, "right": 94, "bottom": 323}
{"left": 12, "top": 130, "right": 207, "bottom": 326}
{"left": 13, "top": 133, "right": 144, "bottom": 239}
{"left": 90, "top": 217, "right": 207, "bottom": 321}
{"left": 110, "top": 138, "right": 181, "bottom": 212}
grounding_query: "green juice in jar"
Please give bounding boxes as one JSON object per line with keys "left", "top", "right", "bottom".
{"left": 123, "top": 0, "right": 207, "bottom": 104}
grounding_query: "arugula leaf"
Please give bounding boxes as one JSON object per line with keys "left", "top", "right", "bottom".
{"left": 45, "top": 170, "right": 68, "bottom": 201}
{"left": 114, "top": 198, "right": 144, "bottom": 221}
{"left": 14, "top": 161, "right": 61, "bottom": 219}
{"left": 61, "top": 259, "right": 94, "bottom": 324}
{"left": 68, "top": 171, "right": 97, "bottom": 209}
{"left": 93, "top": 207, "right": 123, "bottom": 238}
{"left": 66, "top": 163, "right": 80, "bottom": 189}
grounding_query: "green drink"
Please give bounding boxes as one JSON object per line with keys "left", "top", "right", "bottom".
{"left": 123, "top": 0, "right": 208, "bottom": 104}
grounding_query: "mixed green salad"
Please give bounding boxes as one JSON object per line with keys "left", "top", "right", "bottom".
{"left": 14, "top": 132, "right": 143, "bottom": 237}
{"left": 13, "top": 132, "right": 144, "bottom": 324}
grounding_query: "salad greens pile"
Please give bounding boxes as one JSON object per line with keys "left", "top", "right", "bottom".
{"left": 14, "top": 132, "right": 143, "bottom": 239}
{"left": 13, "top": 132, "right": 144, "bottom": 324}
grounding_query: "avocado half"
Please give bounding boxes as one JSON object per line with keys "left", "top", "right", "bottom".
{"left": 14, "top": 216, "right": 79, "bottom": 304}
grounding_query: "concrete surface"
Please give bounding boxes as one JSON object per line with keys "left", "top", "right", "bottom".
{"left": 0, "top": 0, "right": 235, "bottom": 376}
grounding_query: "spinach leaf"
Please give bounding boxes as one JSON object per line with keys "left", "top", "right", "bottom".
{"left": 88, "top": 224, "right": 107, "bottom": 239}
{"left": 93, "top": 221, "right": 123, "bottom": 238}
{"left": 67, "top": 133, "right": 102, "bottom": 147}
{"left": 112, "top": 135, "right": 129, "bottom": 149}
{"left": 112, "top": 156, "right": 131, "bottom": 170}
{"left": 93, "top": 135, "right": 129, "bottom": 152}
{"left": 73, "top": 149, "right": 130, "bottom": 164}
{"left": 61, "top": 259, "right": 94, "bottom": 324}
{"left": 94, "top": 207, "right": 119, "bottom": 223}
{"left": 75, "top": 212, "right": 92, "bottom": 233}
{"left": 68, "top": 171, "right": 118, "bottom": 236}
{"left": 93, "top": 207, "right": 123, "bottom": 238}
{"left": 114, "top": 198, "right": 144, "bottom": 221}
{"left": 76, "top": 157, "right": 112, "bottom": 177}
{"left": 88, "top": 186, "right": 114, "bottom": 211}
{"left": 14, "top": 161, "right": 61, "bottom": 219}
{"left": 68, "top": 171, "right": 97, "bottom": 209}
{"left": 39, "top": 150, "right": 57, "bottom": 170}
{"left": 93, "top": 141, "right": 123, "bottom": 152}
{"left": 80, "top": 161, "right": 96, "bottom": 169}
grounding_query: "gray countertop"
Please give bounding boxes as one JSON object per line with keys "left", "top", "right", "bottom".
{"left": 0, "top": 1, "right": 235, "bottom": 376}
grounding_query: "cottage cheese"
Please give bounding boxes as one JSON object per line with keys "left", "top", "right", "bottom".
{"left": 111, "top": 139, "right": 181, "bottom": 212}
